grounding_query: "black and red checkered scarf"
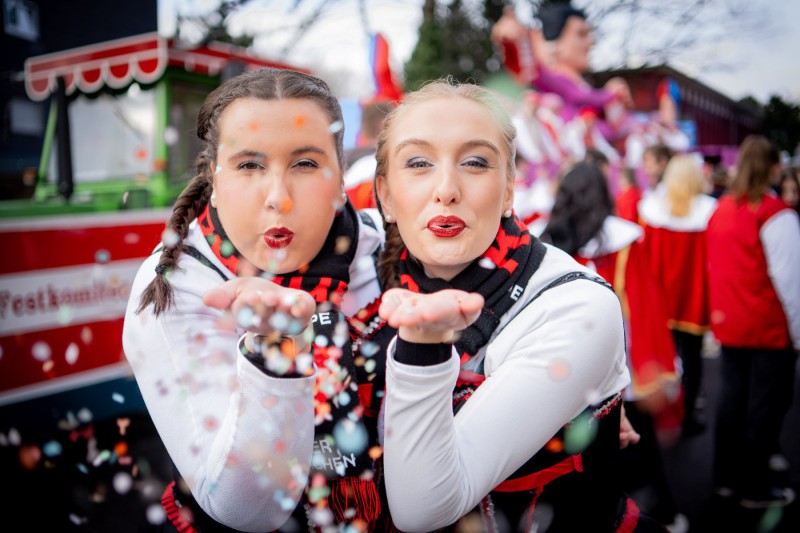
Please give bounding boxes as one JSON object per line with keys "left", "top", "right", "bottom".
{"left": 198, "top": 200, "right": 381, "bottom": 528}
{"left": 398, "top": 214, "right": 546, "bottom": 382}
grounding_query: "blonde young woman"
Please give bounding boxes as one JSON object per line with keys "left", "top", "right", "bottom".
{"left": 372, "top": 80, "right": 658, "bottom": 532}
{"left": 638, "top": 154, "right": 717, "bottom": 437}
{"left": 123, "top": 68, "right": 387, "bottom": 532}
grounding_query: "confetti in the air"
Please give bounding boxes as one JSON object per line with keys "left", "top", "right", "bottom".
{"left": 113, "top": 472, "right": 133, "bottom": 494}
{"left": 162, "top": 228, "right": 180, "bottom": 248}
{"left": 65, "top": 343, "right": 79, "bottom": 365}
{"left": 32, "top": 341, "right": 51, "bottom": 362}
{"left": 43, "top": 440, "right": 63, "bottom": 457}
{"left": 315, "top": 334, "right": 329, "bottom": 347}
{"left": 564, "top": 413, "right": 597, "bottom": 455}
{"left": 146, "top": 503, "right": 166, "bottom": 524}
{"left": 478, "top": 257, "right": 496, "bottom": 269}
{"left": 332, "top": 419, "right": 368, "bottom": 455}
{"left": 237, "top": 307, "right": 256, "bottom": 329}
{"left": 220, "top": 239, "right": 236, "bottom": 257}
{"left": 361, "top": 342, "right": 379, "bottom": 357}
{"left": 270, "top": 311, "right": 290, "bottom": 332}
{"left": 95, "top": 249, "right": 111, "bottom": 263}
{"left": 163, "top": 126, "right": 179, "bottom": 146}
{"left": 20, "top": 444, "right": 42, "bottom": 470}
{"left": 548, "top": 358, "right": 571, "bottom": 381}
{"left": 335, "top": 236, "right": 351, "bottom": 255}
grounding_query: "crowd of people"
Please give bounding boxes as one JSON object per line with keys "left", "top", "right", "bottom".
{"left": 118, "top": 2, "right": 799, "bottom": 533}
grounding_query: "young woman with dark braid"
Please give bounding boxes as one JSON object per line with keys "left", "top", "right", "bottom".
{"left": 123, "top": 68, "right": 389, "bottom": 532}
{"left": 371, "top": 80, "right": 650, "bottom": 532}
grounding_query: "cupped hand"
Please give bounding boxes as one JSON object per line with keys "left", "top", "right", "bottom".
{"left": 204, "top": 277, "right": 316, "bottom": 337}
{"left": 379, "top": 288, "right": 484, "bottom": 344}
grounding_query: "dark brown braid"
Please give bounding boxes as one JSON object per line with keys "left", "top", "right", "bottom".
{"left": 137, "top": 68, "right": 346, "bottom": 316}
{"left": 377, "top": 221, "right": 404, "bottom": 290}
{"left": 136, "top": 151, "right": 213, "bottom": 315}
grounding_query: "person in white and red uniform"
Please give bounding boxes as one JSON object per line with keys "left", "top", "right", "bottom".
{"left": 707, "top": 135, "right": 800, "bottom": 509}
{"left": 372, "top": 80, "right": 659, "bottom": 533}
{"left": 639, "top": 154, "right": 717, "bottom": 437}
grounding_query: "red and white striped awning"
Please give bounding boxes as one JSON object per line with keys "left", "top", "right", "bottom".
{"left": 25, "top": 32, "right": 305, "bottom": 101}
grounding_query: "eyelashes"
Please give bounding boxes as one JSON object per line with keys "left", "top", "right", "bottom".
{"left": 294, "top": 159, "right": 319, "bottom": 169}
{"left": 237, "top": 160, "right": 264, "bottom": 171}
{"left": 464, "top": 157, "right": 489, "bottom": 168}
{"left": 403, "top": 157, "right": 491, "bottom": 169}
{"left": 405, "top": 157, "right": 430, "bottom": 169}
{"left": 235, "top": 159, "right": 320, "bottom": 171}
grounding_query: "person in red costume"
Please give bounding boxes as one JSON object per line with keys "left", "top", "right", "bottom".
{"left": 540, "top": 161, "right": 688, "bottom": 532}
{"left": 616, "top": 167, "right": 642, "bottom": 223}
{"left": 639, "top": 154, "right": 717, "bottom": 437}
{"left": 707, "top": 135, "right": 800, "bottom": 509}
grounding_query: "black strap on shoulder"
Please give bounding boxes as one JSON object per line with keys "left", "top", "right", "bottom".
{"left": 531, "top": 271, "right": 612, "bottom": 302}
{"left": 181, "top": 244, "right": 230, "bottom": 281}
{"left": 358, "top": 209, "right": 378, "bottom": 231}
{"left": 153, "top": 244, "right": 230, "bottom": 281}
{"left": 493, "top": 271, "right": 613, "bottom": 340}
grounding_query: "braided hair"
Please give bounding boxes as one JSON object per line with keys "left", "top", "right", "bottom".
{"left": 373, "top": 78, "right": 517, "bottom": 289}
{"left": 137, "top": 68, "right": 345, "bottom": 315}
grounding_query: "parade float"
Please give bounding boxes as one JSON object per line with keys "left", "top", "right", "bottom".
{"left": 0, "top": 33, "right": 303, "bottom": 420}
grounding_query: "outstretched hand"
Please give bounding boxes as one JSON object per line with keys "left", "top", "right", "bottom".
{"left": 379, "top": 288, "right": 484, "bottom": 344}
{"left": 619, "top": 405, "right": 641, "bottom": 449}
{"left": 204, "top": 277, "right": 316, "bottom": 337}
{"left": 605, "top": 77, "right": 633, "bottom": 108}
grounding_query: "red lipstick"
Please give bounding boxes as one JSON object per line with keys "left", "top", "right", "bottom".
{"left": 264, "top": 227, "right": 294, "bottom": 248}
{"left": 427, "top": 216, "right": 466, "bottom": 238}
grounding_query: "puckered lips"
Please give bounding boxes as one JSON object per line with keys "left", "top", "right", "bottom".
{"left": 263, "top": 227, "right": 294, "bottom": 248}
{"left": 426, "top": 215, "right": 466, "bottom": 238}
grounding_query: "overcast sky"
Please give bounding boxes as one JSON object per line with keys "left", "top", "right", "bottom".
{"left": 160, "top": 0, "right": 800, "bottom": 104}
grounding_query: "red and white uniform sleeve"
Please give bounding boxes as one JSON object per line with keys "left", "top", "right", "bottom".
{"left": 760, "top": 209, "right": 800, "bottom": 350}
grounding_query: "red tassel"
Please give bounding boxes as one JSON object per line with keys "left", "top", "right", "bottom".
{"left": 615, "top": 497, "right": 640, "bottom": 533}
{"left": 328, "top": 477, "right": 381, "bottom": 525}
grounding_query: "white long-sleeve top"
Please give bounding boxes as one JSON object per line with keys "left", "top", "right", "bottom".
{"left": 382, "top": 244, "right": 630, "bottom": 532}
{"left": 761, "top": 208, "right": 800, "bottom": 350}
{"left": 122, "top": 210, "right": 384, "bottom": 532}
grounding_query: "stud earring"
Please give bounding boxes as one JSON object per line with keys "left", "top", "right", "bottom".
{"left": 503, "top": 209, "right": 512, "bottom": 218}
{"left": 384, "top": 214, "right": 394, "bottom": 224}
{"left": 340, "top": 191, "right": 348, "bottom": 204}
{"left": 210, "top": 192, "right": 218, "bottom": 208}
